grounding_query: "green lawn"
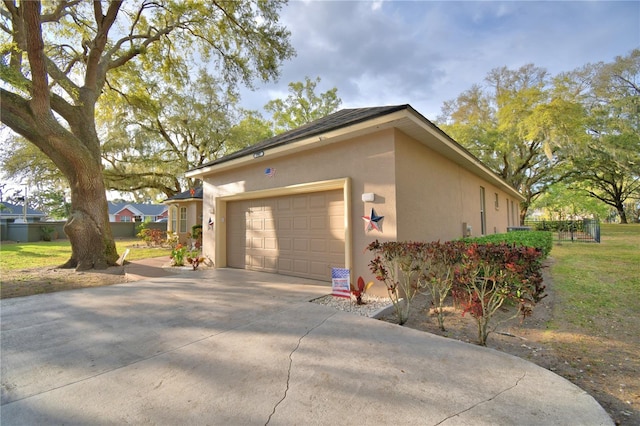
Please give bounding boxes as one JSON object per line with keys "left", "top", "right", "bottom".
{"left": 0, "top": 239, "right": 171, "bottom": 271}
{"left": 550, "top": 223, "right": 640, "bottom": 333}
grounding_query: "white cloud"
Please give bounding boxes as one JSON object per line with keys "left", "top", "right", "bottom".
{"left": 241, "top": 0, "right": 639, "bottom": 121}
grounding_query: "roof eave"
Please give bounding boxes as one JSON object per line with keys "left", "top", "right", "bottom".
{"left": 186, "top": 106, "right": 524, "bottom": 203}
{"left": 185, "top": 110, "right": 409, "bottom": 180}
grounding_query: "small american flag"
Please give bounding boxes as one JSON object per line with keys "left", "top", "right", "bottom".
{"left": 265, "top": 167, "right": 276, "bottom": 177}
{"left": 331, "top": 268, "right": 351, "bottom": 298}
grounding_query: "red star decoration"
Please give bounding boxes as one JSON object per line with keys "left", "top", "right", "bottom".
{"left": 362, "top": 208, "right": 384, "bottom": 232}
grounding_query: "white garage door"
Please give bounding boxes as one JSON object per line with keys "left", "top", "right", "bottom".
{"left": 226, "top": 190, "right": 345, "bottom": 281}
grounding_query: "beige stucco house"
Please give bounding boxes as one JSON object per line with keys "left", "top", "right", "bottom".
{"left": 186, "top": 105, "right": 524, "bottom": 288}
{"left": 164, "top": 187, "right": 203, "bottom": 244}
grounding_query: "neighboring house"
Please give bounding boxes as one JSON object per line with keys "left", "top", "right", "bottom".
{"left": 186, "top": 104, "right": 525, "bottom": 285}
{"left": 108, "top": 202, "right": 168, "bottom": 223}
{"left": 0, "top": 202, "right": 46, "bottom": 223}
{"left": 163, "top": 187, "right": 203, "bottom": 243}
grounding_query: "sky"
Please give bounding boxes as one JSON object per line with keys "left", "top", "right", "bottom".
{"left": 241, "top": 0, "right": 640, "bottom": 121}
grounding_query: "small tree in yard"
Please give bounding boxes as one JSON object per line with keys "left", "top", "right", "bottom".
{"left": 453, "top": 243, "right": 545, "bottom": 346}
{"left": 420, "top": 241, "right": 466, "bottom": 331}
{"left": 367, "top": 241, "right": 430, "bottom": 325}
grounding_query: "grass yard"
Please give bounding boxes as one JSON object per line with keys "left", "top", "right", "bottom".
{"left": 550, "top": 224, "right": 640, "bottom": 332}
{"left": 548, "top": 223, "right": 640, "bottom": 424}
{"left": 0, "top": 239, "right": 171, "bottom": 271}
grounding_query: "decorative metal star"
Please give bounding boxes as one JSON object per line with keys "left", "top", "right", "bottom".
{"left": 362, "top": 208, "right": 384, "bottom": 232}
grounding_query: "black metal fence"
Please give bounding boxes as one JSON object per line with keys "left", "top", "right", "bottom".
{"left": 524, "top": 219, "right": 601, "bottom": 243}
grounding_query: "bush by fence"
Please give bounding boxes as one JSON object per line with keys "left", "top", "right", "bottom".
{"left": 524, "top": 219, "right": 600, "bottom": 243}
{"left": 462, "top": 230, "right": 553, "bottom": 258}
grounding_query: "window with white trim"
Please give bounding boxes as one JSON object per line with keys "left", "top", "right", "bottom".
{"left": 179, "top": 207, "right": 187, "bottom": 233}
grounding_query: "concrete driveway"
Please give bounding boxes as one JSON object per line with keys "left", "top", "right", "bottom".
{"left": 1, "top": 269, "right": 612, "bottom": 425}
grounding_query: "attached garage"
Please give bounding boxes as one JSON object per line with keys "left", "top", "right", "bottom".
{"left": 186, "top": 105, "right": 525, "bottom": 291}
{"left": 226, "top": 190, "right": 345, "bottom": 281}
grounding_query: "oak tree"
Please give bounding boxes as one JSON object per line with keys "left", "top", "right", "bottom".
{"left": 568, "top": 50, "right": 640, "bottom": 223}
{"left": 0, "top": 1, "right": 294, "bottom": 269}
{"left": 265, "top": 76, "right": 341, "bottom": 133}
{"left": 438, "top": 65, "right": 575, "bottom": 223}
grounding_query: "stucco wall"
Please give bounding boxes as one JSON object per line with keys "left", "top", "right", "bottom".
{"left": 167, "top": 200, "right": 203, "bottom": 244}
{"left": 394, "top": 130, "right": 518, "bottom": 240}
{"left": 202, "top": 129, "right": 398, "bottom": 287}
{"left": 200, "top": 126, "right": 523, "bottom": 294}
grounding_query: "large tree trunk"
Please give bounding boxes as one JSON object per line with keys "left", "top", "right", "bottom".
{"left": 61, "top": 173, "right": 118, "bottom": 270}
{"left": 616, "top": 202, "right": 628, "bottom": 224}
{"left": 5, "top": 1, "right": 119, "bottom": 270}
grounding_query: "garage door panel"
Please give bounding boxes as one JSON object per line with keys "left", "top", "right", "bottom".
{"left": 265, "top": 238, "right": 277, "bottom": 250}
{"left": 293, "top": 238, "right": 308, "bottom": 251}
{"left": 227, "top": 189, "right": 344, "bottom": 281}
{"left": 248, "top": 255, "right": 263, "bottom": 269}
{"left": 278, "top": 237, "right": 292, "bottom": 251}
{"left": 277, "top": 198, "right": 292, "bottom": 211}
{"left": 310, "top": 262, "right": 328, "bottom": 277}
{"left": 309, "top": 216, "right": 327, "bottom": 230}
{"left": 264, "top": 256, "right": 278, "bottom": 271}
{"left": 293, "top": 216, "right": 308, "bottom": 230}
{"left": 293, "top": 260, "right": 309, "bottom": 274}
{"left": 292, "top": 197, "right": 307, "bottom": 210}
{"left": 309, "top": 193, "right": 327, "bottom": 208}
{"left": 329, "top": 215, "right": 343, "bottom": 230}
{"left": 251, "top": 237, "right": 263, "bottom": 249}
{"left": 278, "top": 258, "right": 293, "bottom": 273}
{"left": 278, "top": 217, "right": 292, "bottom": 230}
{"left": 310, "top": 238, "right": 326, "bottom": 253}
{"left": 329, "top": 240, "right": 345, "bottom": 254}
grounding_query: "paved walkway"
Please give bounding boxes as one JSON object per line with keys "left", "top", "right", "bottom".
{"left": 1, "top": 267, "right": 613, "bottom": 425}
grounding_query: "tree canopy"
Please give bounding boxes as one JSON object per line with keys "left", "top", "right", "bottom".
{"left": 264, "top": 76, "right": 342, "bottom": 133}
{"left": 566, "top": 50, "right": 640, "bottom": 223}
{"left": 439, "top": 52, "right": 639, "bottom": 224}
{"left": 438, "top": 64, "right": 573, "bottom": 223}
{"left": 0, "top": 0, "right": 294, "bottom": 269}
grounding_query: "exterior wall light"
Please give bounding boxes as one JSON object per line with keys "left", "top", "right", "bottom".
{"left": 253, "top": 151, "right": 264, "bottom": 159}
{"left": 361, "top": 193, "right": 375, "bottom": 202}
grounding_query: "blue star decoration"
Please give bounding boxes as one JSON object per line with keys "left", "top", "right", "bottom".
{"left": 362, "top": 208, "right": 384, "bottom": 232}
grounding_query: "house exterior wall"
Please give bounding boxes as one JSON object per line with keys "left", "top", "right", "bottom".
{"left": 202, "top": 129, "right": 398, "bottom": 286}
{"left": 199, "top": 125, "right": 522, "bottom": 292}
{"left": 167, "top": 200, "right": 203, "bottom": 244}
{"left": 115, "top": 208, "right": 135, "bottom": 222}
{"left": 393, "top": 130, "right": 516, "bottom": 241}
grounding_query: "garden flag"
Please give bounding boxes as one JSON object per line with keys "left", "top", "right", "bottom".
{"left": 331, "top": 268, "right": 351, "bottom": 298}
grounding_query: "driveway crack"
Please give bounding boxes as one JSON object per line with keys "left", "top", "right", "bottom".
{"left": 265, "top": 312, "right": 336, "bottom": 426}
{"left": 434, "top": 372, "right": 527, "bottom": 425}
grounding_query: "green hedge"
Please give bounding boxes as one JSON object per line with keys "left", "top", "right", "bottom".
{"left": 462, "top": 231, "right": 553, "bottom": 258}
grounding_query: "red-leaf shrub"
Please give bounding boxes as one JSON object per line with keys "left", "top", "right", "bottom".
{"left": 367, "top": 239, "right": 546, "bottom": 344}
{"left": 452, "top": 242, "right": 545, "bottom": 345}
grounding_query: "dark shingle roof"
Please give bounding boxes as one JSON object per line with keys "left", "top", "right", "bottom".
{"left": 0, "top": 202, "right": 46, "bottom": 218}
{"left": 191, "top": 105, "right": 410, "bottom": 170}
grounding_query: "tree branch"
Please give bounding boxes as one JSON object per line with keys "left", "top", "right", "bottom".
{"left": 41, "top": 0, "right": 82, "bottom": 23}
{"left": 83, "top": 0, "right": 122, "bottom": 92}
{"left": 23, "top": 1, "right": 50, "bottom": 117}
